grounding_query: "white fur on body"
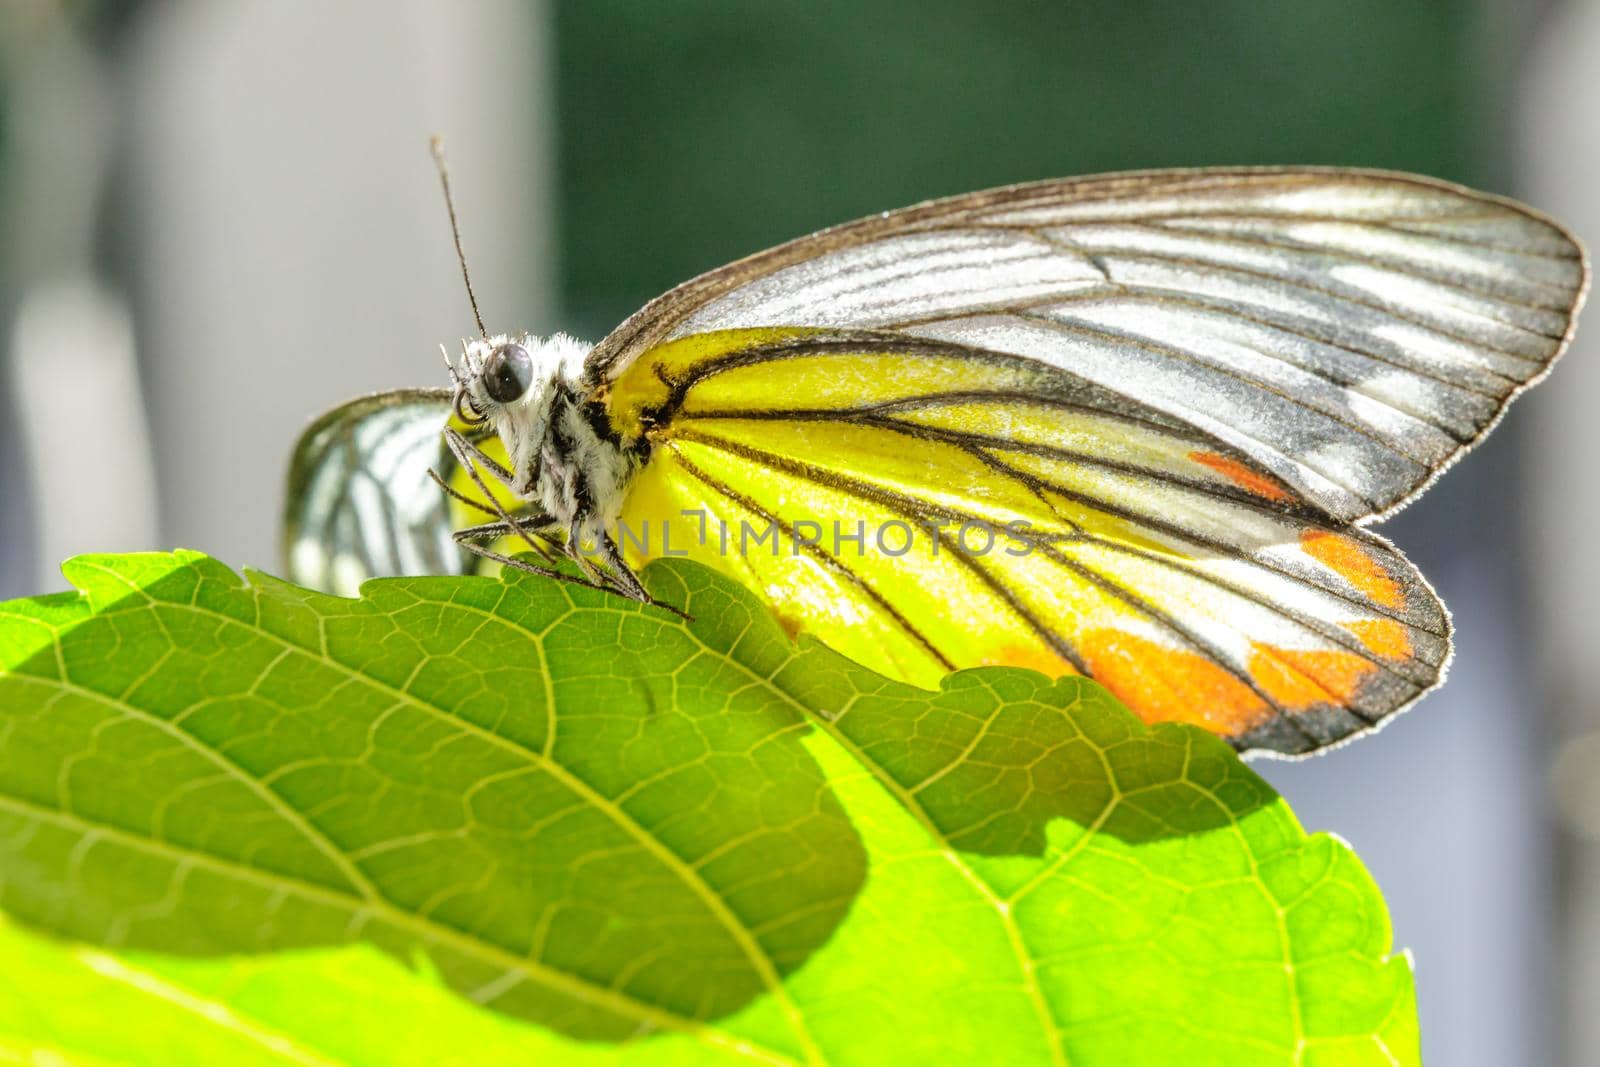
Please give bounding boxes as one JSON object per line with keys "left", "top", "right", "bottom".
{"left": 455, "top": 332, "right": 634, "bottom": 549}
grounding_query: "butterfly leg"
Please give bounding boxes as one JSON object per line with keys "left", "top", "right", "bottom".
{"left": 593, "top": 527, "right": 649, "bottom": 603}
{"left": 441, "top": 427, "right": 518, "bottom": 488}
{"left": 563, "top": 514, "right": 614, "bottom": 589}
{"left": 440, "top": 431, "right": 654, "bottom": 603}
{"left": 450, "top": 520, "right": 687, "bottom": 619}
{"left": 450, "top": 523, "right": 610, "bottom": 594}
{"left": 438, "top": 428, "right": 687, "bottom": 619}
{"left": 590, "top": 524, "right": 689, "bottom": 620}
{"left": 427, "top": 466, "right": 560, "bottom": 565}
{"left": 440, "top": 430, "right": 608, "bottom": 577}
{"left": 439, "top": 427, "right": 561, "bottom": 566}
{"left": 449, "top": 515, "right": 628, "bottom": 599}
{"left": 566, "top": 518, "right": 675, "bottom": 610}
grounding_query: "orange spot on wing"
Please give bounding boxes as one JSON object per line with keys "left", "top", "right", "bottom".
{"left": 1343, "top": 618, "right": 1413, "bottom": 659}
{"left": 1249, "top": 645, "right": 1376, "bottom": 707}
{"left": 1079, "top": 630, "right": 1390, "bottom": 740}
{"left": 1079, "top": 630, "right": 1271, "bottom": 736}
{"left": 1300, "top": 530, "right": 1405, "bottom": 609}
{"left": 1188, "top": 450, "right": 1294, "bottom": 503}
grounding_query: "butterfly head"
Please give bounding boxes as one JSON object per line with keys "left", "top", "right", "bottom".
{"left": 451, "top": 329, "right": 572, "bottom": 411}
{"left": 448, "top": 331, "right": 626, "bottom": 524}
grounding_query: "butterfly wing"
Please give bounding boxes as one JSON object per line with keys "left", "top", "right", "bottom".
{"left": 595, "top": 167, "right": 1587, "bottom": 526}
{"left": 283, "top": 389, "right": 469, "bottom": 595}
{"left": 595, "top": 169, "right": 1587, "bottom": 755}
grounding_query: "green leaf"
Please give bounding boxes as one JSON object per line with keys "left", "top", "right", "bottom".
{"left": 0, "top": 552, "right": 1418, "bottom": 1065}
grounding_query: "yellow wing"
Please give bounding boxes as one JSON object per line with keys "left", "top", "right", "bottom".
{"left": 608, "top": 328, "right": 1447, "bottom": 756}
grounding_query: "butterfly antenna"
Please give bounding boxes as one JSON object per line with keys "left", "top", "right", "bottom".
{"left": 429, "top": 135, "right": 488, "bottom": 340}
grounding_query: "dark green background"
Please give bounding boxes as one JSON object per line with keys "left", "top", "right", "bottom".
{"left": 554, "top": 1, "right": 1489, "bottom": 337}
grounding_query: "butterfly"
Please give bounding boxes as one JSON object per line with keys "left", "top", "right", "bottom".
{"left": 285, "top": 162, "right": 1588, "bottom": 757}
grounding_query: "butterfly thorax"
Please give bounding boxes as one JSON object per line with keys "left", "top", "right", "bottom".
{"left": 457, "top": 332, "right": 634, "bottom": 541}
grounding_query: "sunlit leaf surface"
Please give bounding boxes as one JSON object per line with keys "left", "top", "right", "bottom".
{"left": 0, "top": 553, "right": 1418, "bottom": 1064}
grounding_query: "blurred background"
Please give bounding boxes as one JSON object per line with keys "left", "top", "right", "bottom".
{"left": 0, "top": 1, "right": 1594, "bottom": 1061}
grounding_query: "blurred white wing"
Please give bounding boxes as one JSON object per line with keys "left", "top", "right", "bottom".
{"left": 592, "top": 167, "right": 1588, "bottom": 524}
{"left": 282, "top": 389, "right": 466, "bottom": 595}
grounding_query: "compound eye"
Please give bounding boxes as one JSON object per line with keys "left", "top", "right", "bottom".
{"left": 482, "top": 343, "right": 533, "bottom": 404}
